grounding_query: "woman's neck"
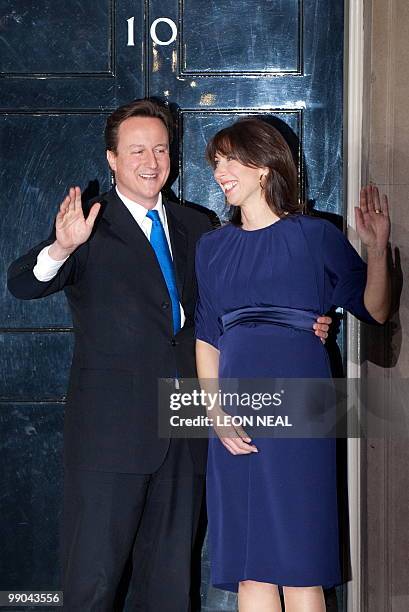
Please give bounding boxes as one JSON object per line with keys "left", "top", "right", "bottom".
{"left": 240, "top": 198, "right": 279, "bottom": 230}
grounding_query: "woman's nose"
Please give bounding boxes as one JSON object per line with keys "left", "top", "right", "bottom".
{"left": 214, "top": 165, "right": 225, "bottom": 180}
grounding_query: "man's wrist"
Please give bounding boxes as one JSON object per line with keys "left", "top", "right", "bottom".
{"left": 48, "top": 241, "right": 74, "bottom": 261}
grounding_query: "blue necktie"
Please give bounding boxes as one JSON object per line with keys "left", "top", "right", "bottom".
{"left": 146, "top": 210, "right": 181, "bottom": 334}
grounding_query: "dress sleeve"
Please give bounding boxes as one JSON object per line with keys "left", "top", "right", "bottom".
{"left": 323, "top": 220, "right": 381, "bottom": 325}
{"left": 195, "top": 237, "right": 222, "bottom": 349}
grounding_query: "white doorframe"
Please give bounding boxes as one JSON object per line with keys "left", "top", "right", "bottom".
{"left": 346, "top": 1, "right": 364, "bottom": 610}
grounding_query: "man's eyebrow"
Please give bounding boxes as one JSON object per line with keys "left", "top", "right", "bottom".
{"left": 128, "top": 143, "right": 169, "bottom": 148}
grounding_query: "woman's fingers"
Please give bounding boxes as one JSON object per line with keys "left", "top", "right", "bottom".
{"left": 217, "top": 424, "right": 258, "bottom": 455}
{"left": 382, "top": 193, "right": 389, "bottom": 217}
{"left": 355, "top": 206, "right": 365, "bottom": 232}
{"left": 360, "top": 187, "right": 368, "bottom": 213}
{"left": 222, "top": 439, "right": 253, "bottom": 455}
{"left": 366, "top": 185, "right": 374, "bottom": 212}
{"left": 371, "top": 184, "right": 381, "bottom": 212}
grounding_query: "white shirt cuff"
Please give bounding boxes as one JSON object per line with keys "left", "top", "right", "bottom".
{"left": 33, "top": 245, "right": 69, "bottom": 282}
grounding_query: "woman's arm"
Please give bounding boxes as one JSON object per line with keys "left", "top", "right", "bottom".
{"left": 356, "top": 185, "right": 391, "bottom": 324}
{"left": 196, "top": 339, "right": 258, "bottom": 455}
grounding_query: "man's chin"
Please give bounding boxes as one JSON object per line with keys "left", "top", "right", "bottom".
{"left": 138, "top": 180, "right": 166, "bottom": 194}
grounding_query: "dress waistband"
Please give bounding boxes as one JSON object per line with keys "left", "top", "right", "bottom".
{"left": 221, "top": 306, "right": 319, "bottom": 333}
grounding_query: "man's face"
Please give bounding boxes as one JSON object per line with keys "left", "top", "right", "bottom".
{"left": 107, "top": 116, "right": 170, "bottom": 208}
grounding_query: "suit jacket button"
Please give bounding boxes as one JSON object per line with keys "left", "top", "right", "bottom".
{"left": 171, "top": 339, "right": 177, "bottom": 346}
{"left": 162, "top": 301, "right": 170, "bottom": 310}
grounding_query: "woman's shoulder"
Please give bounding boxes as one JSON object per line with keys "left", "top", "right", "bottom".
{"left": 196, "top": 222, "right": 234, "bottom": 249}
{"left": 294, "top": 213, "right": 344, "bottom": 239}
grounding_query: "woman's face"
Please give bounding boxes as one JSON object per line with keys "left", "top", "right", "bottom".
{"left": 213, "top": 152, "right": 266, "bottom": 207}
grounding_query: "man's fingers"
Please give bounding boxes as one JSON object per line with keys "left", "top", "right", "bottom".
{"left": 59, "top": 195, "right": 70, "bottom": 217}
{"left": 314, "top": 316, "right": 331, "bottom": 336}
{"left": 74, "top": 186, "right": 82, "bottom": 211}
{"left": 314, "top": 323, "right": 329, "bottom": 333}
{"left": 317, "top": 316, "right": 332, "bottom": 325}
{"left": 67, "top": 187, "right": 76, "bottom": 211}
{"left": 86, "top": 202, "right": 101, "bottom": 227}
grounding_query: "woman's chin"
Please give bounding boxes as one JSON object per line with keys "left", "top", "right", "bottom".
{"left": 226, "top": 197, "right": 241, "bottom": 207}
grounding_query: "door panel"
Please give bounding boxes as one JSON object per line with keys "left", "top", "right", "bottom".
{"left": 148, "top": 0, "right": 343, "bottom": 217}
{"left": 0, "top": 333, "right": 73, "bottom": 401}
{"left": 0, "top": 112, "right": 109, "bottom": 328}
{"left": 0, "top": 0, "right": 144, "bottom": 108}
{"left": 1, "top": 2, "right": 111, "bottom": 74}
{"left": 180, "top": 0, "right": 301, "bottom": 74}
{"left": 0, "top": 1, "right": 345, "bottom": 609}
{"left": 1, "top": 403, "right": 63, "bottom": 588}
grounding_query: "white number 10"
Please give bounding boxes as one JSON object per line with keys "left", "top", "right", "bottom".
{"left": 127, "top": 16, "right": 178, "bottom": 46}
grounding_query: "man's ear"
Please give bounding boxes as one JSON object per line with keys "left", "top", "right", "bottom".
{"left": 106, "top": 150, "right": 117, "bottom": 173}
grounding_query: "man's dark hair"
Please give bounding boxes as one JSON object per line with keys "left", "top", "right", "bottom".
{"left": 105, "top": 99, "right": 173, "bottom": 152}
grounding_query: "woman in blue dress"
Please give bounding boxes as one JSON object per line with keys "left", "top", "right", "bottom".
{"left": 195, "top": 118, "right": 390, "bottom": 612}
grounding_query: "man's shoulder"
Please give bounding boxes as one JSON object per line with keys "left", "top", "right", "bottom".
{"left": 84, "top": 188, "right": 116, "bottom": 213}
{"left": 165, "top": 198, "right": 218, "bottom": 232}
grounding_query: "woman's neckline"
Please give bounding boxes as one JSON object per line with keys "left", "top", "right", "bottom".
{"left": 231, "top": 215, "right": 290, "bottom": 233}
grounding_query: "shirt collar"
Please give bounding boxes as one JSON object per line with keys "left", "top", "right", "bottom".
{"left": 115, "top": 186, "right": 165, "bottom": 225}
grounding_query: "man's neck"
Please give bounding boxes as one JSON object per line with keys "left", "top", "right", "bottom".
{"left": 115, "top": 186, "right": 162, "bottom": 210}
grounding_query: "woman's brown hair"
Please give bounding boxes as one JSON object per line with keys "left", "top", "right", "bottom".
{"left": 206, "top": 117, "right": 301, "bottom": 225}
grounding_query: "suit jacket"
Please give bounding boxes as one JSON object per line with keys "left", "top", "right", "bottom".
{"left": 8, "top": 188, "right": 213, "bottom": 473}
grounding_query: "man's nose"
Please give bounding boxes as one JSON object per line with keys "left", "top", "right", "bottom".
{"left": 145, "top": 150, "right": 159, "bottom": 168}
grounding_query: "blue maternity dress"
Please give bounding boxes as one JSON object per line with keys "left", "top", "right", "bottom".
{"left": 195, "top": 214, "right": 376, "bottom": 592}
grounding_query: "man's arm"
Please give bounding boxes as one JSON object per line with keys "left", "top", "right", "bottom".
{"left": 8, "top": 186, "right": 100, "bottom": 300}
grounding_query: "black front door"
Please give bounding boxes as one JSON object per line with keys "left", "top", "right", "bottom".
{"left": 0, "top": 1, "right": 344, "bottom": 609}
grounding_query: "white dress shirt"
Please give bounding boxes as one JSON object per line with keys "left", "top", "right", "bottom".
{"left": 33, "top": 187, "right": 185, "bottom": 325}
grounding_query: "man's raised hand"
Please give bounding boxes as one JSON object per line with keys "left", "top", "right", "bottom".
{"left": 49, "top": 186, "right": 101, "bottom": 261}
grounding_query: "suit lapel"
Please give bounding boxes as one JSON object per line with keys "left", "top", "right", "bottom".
{"left": 100, "top": 188, "right": 148, "bottom": 249}
{"left": 100, "top": 189, "right": 168, "bottom": 292}
{"left": 164, "top": 197, "right": 188, "bottom": 302}
{"left": 100, "top": 189, "right": 187, "bottom": 302}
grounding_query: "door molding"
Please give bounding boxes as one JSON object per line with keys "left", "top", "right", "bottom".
{"left": 345, "top": 0, "right": 364, "bottom": 610}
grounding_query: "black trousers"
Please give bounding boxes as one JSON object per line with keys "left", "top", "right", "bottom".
{"left": 62, "top": 439, "right": 205, "bottom": 612}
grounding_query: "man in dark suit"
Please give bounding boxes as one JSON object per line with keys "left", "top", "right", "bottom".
{"left": 8, "top": 99, "right": 331, "bottom": 611}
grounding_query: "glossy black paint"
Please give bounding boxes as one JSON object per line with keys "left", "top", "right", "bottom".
{"left": 0, "top": 1, "right": 345, "bottom": 609}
